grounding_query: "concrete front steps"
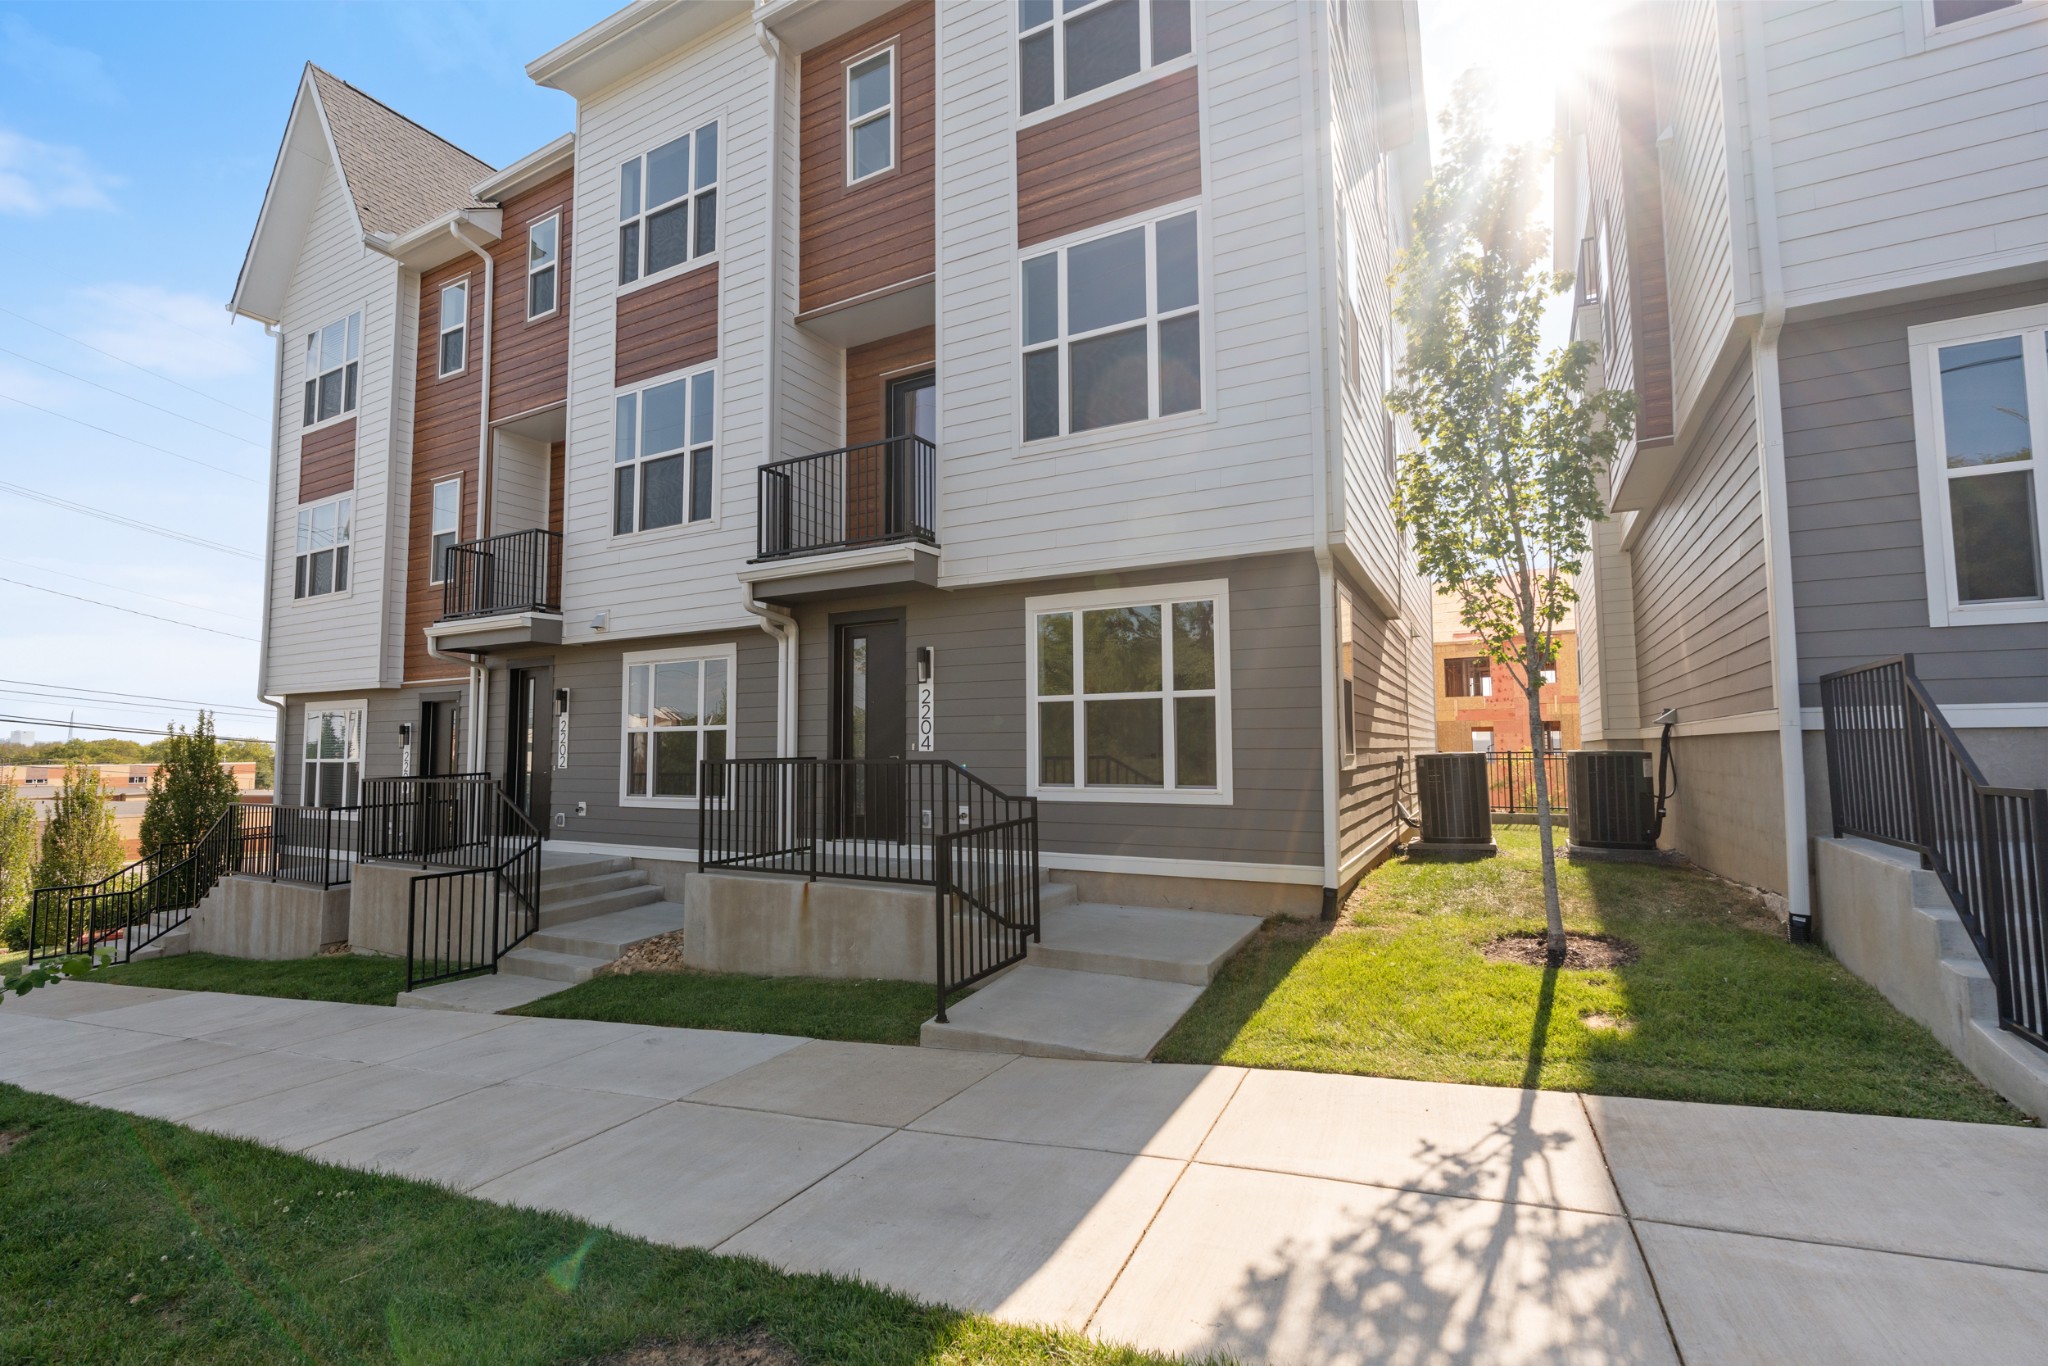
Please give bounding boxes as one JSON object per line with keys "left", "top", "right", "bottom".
{"left": 396, "top": 851, "right": 683, "bottom": 1013}
{"left": 921, "top": 890, "right": 1261, "bottom": 1062}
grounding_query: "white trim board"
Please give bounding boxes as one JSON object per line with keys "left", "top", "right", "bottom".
{"left": 546, "top": 838, "right": 1324, "bottom": 887}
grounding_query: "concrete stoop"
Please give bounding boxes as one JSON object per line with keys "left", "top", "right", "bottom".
{"left": 921, "top": 901, "right": 1261, "bottom": 1061}
{"left": 397, "top": 851, "right": 683, "bottom": 1013}
{"left": 124, "top": 924, "right": 193, "bottom": 961}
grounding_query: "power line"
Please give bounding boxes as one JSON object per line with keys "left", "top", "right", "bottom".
{"left": 0, "top": 575, "right": 261, "bottom": 641}
{"left": 0, "top": 481, "right": 260, "bottom": 559}
{"left": 0, "top": 681, "right": 272, "bottom": 719}
{"left": 0, "top": 556, "right": 258, "bottom": 625}
{"left": 0, "top": 712, "right": 271, "bottom": 744}
{"left": 0, "top": 304, "right": 268, "bottom": 420}
{"left": 0, "top": 392, "right": 261, "bottom": 484}
{"left": 0, "top": 345, "right": 265, "bottom": 447}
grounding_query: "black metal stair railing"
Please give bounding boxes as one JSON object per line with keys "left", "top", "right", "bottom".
{"left": 404, "top": 785, "right": 542, "bottom": 991}
{"left": 755, "top": 436, "right": 937, "bottom": 561}
{"left": 27, "top": 804, "right": 246, "bottom": 963}
{"left": 1821, "top": 655, "right": 2048, "bottom": 1053}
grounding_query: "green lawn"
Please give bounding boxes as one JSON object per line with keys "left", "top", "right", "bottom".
{"left": 94, "top": 951, "right": 409, "bottom": 1006}
{"left": 0, "top": 1085, "right": 1181, "bottom": 1366}
{"left": 1156, "top": 828, "right": 2025, "bottom": 1125}
{"left": 511, "top": 970, "right": 941, "bottom": 1046}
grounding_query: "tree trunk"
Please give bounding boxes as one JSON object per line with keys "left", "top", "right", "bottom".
{"left": 1527, "top": 646, "right": 1565, "bottom": 966}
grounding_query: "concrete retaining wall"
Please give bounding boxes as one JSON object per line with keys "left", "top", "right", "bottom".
{"left": 1815, "top": 836, "right": 2048, "bottom": 1120}
{"left": 191, "top": 876, "right": 350, "bottom": 960}
{"left": 1052, "top": 867, "right": 1319, "bottom": 919}
{"left": 683, "top": 871, "right": 937, "bottom": 982}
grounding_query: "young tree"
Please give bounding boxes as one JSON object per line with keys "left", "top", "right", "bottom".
{"left": 36, "top": 763, "right": 125, "bottom": 891}
{"left": 0, "top": 784, "right": 36, "bottom": 951}
{"left": 140, "top": 711, "right": 242, "bottom": 856}
{"left": 1388, "top": 80, "right": 1636, "bottom": 965}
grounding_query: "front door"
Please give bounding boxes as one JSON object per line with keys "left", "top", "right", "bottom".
{"left": 506, "top": 667, "right": 553, "bottom": 831}
{"left": 419, "top": 699, "right": 462, "bottom": 776}
{"left": 832, "top": 612, "right": 907, "bottom": 841}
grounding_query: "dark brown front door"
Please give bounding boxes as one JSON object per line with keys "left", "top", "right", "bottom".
{"left": 832, "top": 611, "right": 907, "bottom": 841}
{"left": 506, "top": 667, "right": 553, "bottom": 831}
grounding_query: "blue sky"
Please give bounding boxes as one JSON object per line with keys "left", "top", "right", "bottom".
{"left": 0, "top": 0, "right": 1582, "bottom": 752}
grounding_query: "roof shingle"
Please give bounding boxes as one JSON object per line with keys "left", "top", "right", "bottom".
{"left": 307, "top": 66, "right": 494, "bottom": 238}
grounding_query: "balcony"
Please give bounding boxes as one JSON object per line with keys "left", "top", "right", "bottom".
{"left": 426, "top": 528, "right": 563, "bottom": 653}
{"left": 748, "top": 436, "right": 939, "bottom": 601}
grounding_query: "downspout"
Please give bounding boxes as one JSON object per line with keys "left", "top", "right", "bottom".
{"left": 1300, "top": 8, "right": 1341, "bottom": 917}
{"left": 749, "top": 17, "right": 799, "bottom": 759}
{"left": 256, "top": 321, "right": 289, "bottom": 798}
{"left": 1740, "top": 5, "right": 1813, "bottom": 939}
{"left": 450, "top": 218, "right": 497, "bottom": 774}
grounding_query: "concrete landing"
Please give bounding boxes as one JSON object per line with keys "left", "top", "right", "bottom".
{"left": 1031, "top": 902, "right": 1260, "bottom": 985}
{"left": 394, "top": 974, "right": 565, "bottom": 1013}
{"left": 921, "top": 965, "right": 1202, "bottom": 1061}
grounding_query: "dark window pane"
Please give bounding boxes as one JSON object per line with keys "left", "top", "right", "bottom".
{"left": 1066, "top": 227, "right": 1146, "bottom": 333}
{"left": 344, "top": 362, "right": 357, "bottom": 412}
{"left": 439, "top": 329, "right": 464, "bottom": 375}
{"left": 619, "top": 222, "right": 640, "bottom": 283}
{"left": 619, "top": 158, "right": 641, "bottom": 219}
{"left": 692, "top": 371, "right": 715, "bottom": 444}
{"left": 1932, "top": 0, "right": 2019, "bottom": 24}
{"left": 303, "top": 380, "right": 315, "bottom": 427}
{"left": 309, "top": 548, "right": 334, "bottom": 596}
{"left": 614, "top": 466, "right": 636, "bottom": 534}
{"left": 1037, "top": 612, "right": 1073, "bottom": 694}
{"left": 642, "top": 378, "right": 689, "bottom": 456}
{"left": 1019, "top": 30, "right": 1055, "bottom": 114}
{"left": 646, "top": 133, "right": 691, "bottom": 207}
{"left": 1039, "top": 700, "right": 1074, "bottom": 785}
{"left": 690, "top": 446, "right": 714, "bottom": 522}
{"left": 1069, "top": 325, "right": 1149, "bottom": 432}
{"left": 1022, "top": 253, "right": 1059, "bottom": 344}
{"left": 1065, "top": 0, "right": 1140, "bottom": 97}
{"left": 694, "top": 190, "right": 718, "bottom": 256}
{"left": 1083, "top": 604, "right": 1161, "bottom": 693}
{"left": 528, "top": 267, "right": 555, "bottom": 318}
{"left": 1024, "top": 348, "right": 1061, "bottom": 440}
{"left": 1151, "top": 0, "right": 1191, "bottom": 59}
{"left": 1939, "top": 336, "right": 2031, "bottom": 468}
{"left": 294, "top": 555, "right": 307, "bottom": 599}
{"left": 641, "top": 454, "right": 686, "bottom": 530}
{"left": 852, "top": 115, "right": 893, "bottom": 179}
{"left": 703, "top": 728, "right": 727, "bottom": 796}
{"left": 1159, "top": 313, "right": 1201, "bottom": 415}
{"left": 627, "top": 731, "right": 648, "bottom": 796}
{"left": 1019, "top": 0, "right": 1053, "bottom": 30}
{"left": 1174, "top": 695, "right": 1216, "bottom": 787}
{"left": 1950, "top": 470, "right": 2041, "bottom": 603}
{"left": 1155, "top": 211, "right": 1199, "bottom": 311}
{"left": 647, "top": 203, "right": 690, "bottom": 274}
{"left": 317, "top": 370, "right": 342, "bottom": 422}
{"left": 1086, "top": 698, "right": 1163, "bottom": 785}
{"left": 694, "top": 122, "right": 718, "bottom": 185}
{"left": 1172, "top": 600, "right": 1214, "bottom": 688}
{"left": 333, "top": 545, "right": 348, "bottom": 592}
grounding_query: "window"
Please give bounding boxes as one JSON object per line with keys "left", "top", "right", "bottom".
{"left": 1540, "top": 663, "right": 1558, "bottom": 687}
{"left": 1022, "top": 208, "right": 1201, "bottom": 441}
{"left": 301, "top": 705, "right": 363, "bottom": 808}
{"left": 614, "top": 367, "right": 716, "bottom": 535}
{"left": 429, "top": 476, "right": 461, "bottom": 584}
{"left": 437, "top": 281, "right": 467, "bottom": 378}
{"left": 1444, "top": 657, "right": 1491, "bottom": 698}
{"left": 301, "top": 311, "right": 360, "bottom": 426}
{"left": 527, "top": 214, "right": 561, "bottom": 320}
{"left": 1931, "top": 0, "right": 2020, "bottom": 26}
{"left": 618, "top": 121, "right": 719, "bottom": 286}
{"left": 293, "top": 494, "right": 352, "bottom": 599}
{"left": 1909, "top": 306, "right": 2048, "bottom": 626}
{"left": 621, "top": 647, "right": 731, "bottom": 804}
{"left": 1017, "top": 0, "right": 1192, "bottom": 116}
{"left": 1542, "top": 721, "right": 1563, "bottom": 754}
{"left": 1469, "top": 727, "right": 1494, "bottom": 753}
{"left": 1027, "top": 581, "right": 1229, "bottom": 802}
{"left": 846, "top": 47, "right": 895, "bottom": 184}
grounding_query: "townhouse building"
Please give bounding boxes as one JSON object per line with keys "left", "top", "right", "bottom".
{"left": 1558, "top": 0, "right": 2048, "bottom": 931}
{"left": 226, "top": 0, "right": 1434, "bottom": 936}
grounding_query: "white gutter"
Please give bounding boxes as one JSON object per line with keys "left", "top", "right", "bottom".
{"left": 1300, "top": 7, "right": 1341, "bottom": 915}
{"left": 448, "top": 219, "right": 499, "bottom": 774}
{"left": 1740, "top": 4, "right": 1812, "bottom": 936}
{"left": 255, "top": 321, "right": 289, "bottom": 798}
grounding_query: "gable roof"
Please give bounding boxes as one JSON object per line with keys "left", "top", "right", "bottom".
{"left": 306, "top": 67, "right": 494, "bottom": 238}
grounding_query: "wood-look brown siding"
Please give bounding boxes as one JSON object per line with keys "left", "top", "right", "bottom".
{"left": 1016, "top": 68, "right": 1202, "bottom": 248}
{"left": 547, "top": 440, "right": 565, "bottom": 538}
{"left": 797, "top": 1, "right": 936, "bottom": 316}
{"left": 614, "top": 264, "right": 719, "bottom": 387}
{"left": 1618, "top": 56, "right": 1673, "bottom": 443}
{"left": 845, "top": 326, "right": 934, "bottom": 446}
{"left": 490, "top": 170, "right": 573, "bottom": 421}
{"left": 297, "top": 419, "right": 357, "bottom": 503}
{"left": 405, "top": 257, "right": 484, "bottom": 684}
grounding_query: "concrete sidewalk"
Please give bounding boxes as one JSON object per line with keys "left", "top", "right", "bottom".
{"left": 5, "top": 981, "right": 2047, "bottom": 1364}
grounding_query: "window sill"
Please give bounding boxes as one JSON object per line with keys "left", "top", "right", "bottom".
{"left": 1029, "top": 786, "right": 1232, "bottom": 807}
{"left": 301, "top": 410, "right": 359, "bottom": 436}
{"left": 607, "top": 516, "right": 723, "bottom": 547}
{"left": 1929, "top": 598, "right": 2048, "bottom": 628}
{"left": 1016, "top": 53, "right": 1197, "bottom": 131}
{"left": 1014, "top": 405, "right": 1213, "bottom": 460}
{"left": 620, "top": 795, "right": 705, "bottom": 810}
{"left": 291, "top": 590, "right": 356, "bottom": 607}
{"left": 617, "top": 253, "right": 720, "bottom": 300}
{"left": 436, "top": 365, "right": 469, "bottom": 382}
{"left": 524, "top": 306, "right": 560, "bottom": 325}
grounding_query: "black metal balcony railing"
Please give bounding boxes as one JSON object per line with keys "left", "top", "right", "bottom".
{"left": 439, "top": 528, "right": 561, "bottom": 621}
{"left": 756, "top": 435, "right": 937, "bottom": 561}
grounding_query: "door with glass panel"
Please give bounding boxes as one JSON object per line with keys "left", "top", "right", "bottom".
{"left": 506, "top": 667, "right": 553, "bottom": 830}
{"left": 831, "top": 612, "right": 908, "bottom": 842}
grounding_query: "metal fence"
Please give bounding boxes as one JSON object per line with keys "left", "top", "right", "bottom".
{"left": 440, "top": 527, "right": 561, "bottom": 620}
{"left": 27, "top": 804, "right": 243, "bottom": 963}
{"left": 237, "top": 803, "right": 357, "bottom": 887}
{"left": 756, "top": 436, "right": 938, "bottom": 560}
{"left": 361, "top": 774, "right": 500, "bottom": 867}
{"left": 1821, "top": 655, "right": 2048, "bottom": 1054}
{"left": 1483, "top": 750, "right": 1569, "bottom": 814}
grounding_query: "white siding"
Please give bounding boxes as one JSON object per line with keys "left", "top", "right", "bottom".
{"left": 1654, "top": 0, "right": 1738, "bottom": 433}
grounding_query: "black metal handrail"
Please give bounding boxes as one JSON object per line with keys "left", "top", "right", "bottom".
{"left": 934, "top": 813, "right": 1041, "bottom": 1023}
{"left": 360, "top": 774, "right": 498, "bottom": 866}
{"left": 27, "top": 804, "right": 244, "bottom": 963}
{"left": 755, "top": 436, "right": 938, "bottom": 560}
{"left": 439, "top": 528, "right": 561, "bottom": 621}
{"left": 1821, "top": 655, "right": 2048, "bottom": 1053}
{"left": 402, "top": 784, "right": 543, "bottom": 991}
{"left": 1484, "top": 750, "right": 1569, "bottom": 815}
{"left": 237, "top": 804, "right": 358, "bottom": 888}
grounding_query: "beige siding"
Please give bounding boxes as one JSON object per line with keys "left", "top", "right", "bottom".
{"left": 1653, "top": 0, "right": 1738, "bottom": 434}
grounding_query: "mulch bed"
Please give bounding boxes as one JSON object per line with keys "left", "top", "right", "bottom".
{"left": 1481, "top": 931, "right": 1638, "bottom": 970}
{"left": 585, "top": 1331, "right": 801, "bottom": 1366}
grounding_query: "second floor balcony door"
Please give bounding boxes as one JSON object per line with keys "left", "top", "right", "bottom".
{"left": 831, "top": 610, "right": 907, "bottom": 844}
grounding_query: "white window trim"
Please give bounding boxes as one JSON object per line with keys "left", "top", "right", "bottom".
{"left": 845, "top": 43, "right": 898, "bottom": 186}
{"left": 1906, "top": 0, "right": 2040, "bottom": 53}
{"left": 1908, "top": 302, "right": 2048, "bottom": 628}
{"left": 300, "top": 701, "right": 366, "bottom": 808}
{"left": 1015, "top": 0, "right": 1197, "bottom": 127}
{"left": 615, "top": 119, "right": 722, "bottom": 297}
{"left": 292, "top": 492, "right": 354, "bottom": 604}
{"left": 1024, "top": 578, "right": 1233, "bottom": 806}
{"left": 301, "top": 309, "right": 362, "bottom": 432}
{"left": 428, "top": 474, "right": 462, "bottom": 586}
{"left": 526, "top": 213, "right": 562, "bottom": 322}
{"left": 619, "top": 644, "right": 737, "bottom": 809}
{"left": 1016, "top": 198, "right": 1210, "bottom": 448}
{"left": 437, "top": 279, "right": 469, "bottom": 379}
{"left": 610, "top": 361, "right": 721, "bottom": 541}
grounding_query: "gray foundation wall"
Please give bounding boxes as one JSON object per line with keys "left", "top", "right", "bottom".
{"left": 1591, "top": 729, "right": 1789, "bottom": 896}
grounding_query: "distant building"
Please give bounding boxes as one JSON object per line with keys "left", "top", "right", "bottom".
{"left": 1432, "top": 591, "right": 1580, "bottom": 754}
{"left": 1, "top": 762, "right": 264, "bottom": 859}
{"left": 3, "top": 730, "right": 33, "bottom": 746}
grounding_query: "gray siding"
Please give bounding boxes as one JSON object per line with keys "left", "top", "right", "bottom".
{"left": 1628, "top": 355, "right": 1775, "bottom": 720}
{"left": 1336, "top": 569, "right": 1422, "bottom": 876}
{"left": 793, "top": 553, "right": 1325, "bottom": 869}
{"left": 1784, "top": 280, "right": 2048, "bottom": 706}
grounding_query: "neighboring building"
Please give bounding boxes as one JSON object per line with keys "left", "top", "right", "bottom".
{"left": 3, "top": 730, "right": 33, "bottom": 747}
{"left": 1557, "top": 0, "right": 2048, "bottom": 924}
{"left": 1, "top": 762, "right": 264, "bottom": 857}
{"left": 1431, "top": 591, "right": 1579, "bottom": 754}
{"left": 227, "top": 2, "right": 1435, "bottom": 916}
